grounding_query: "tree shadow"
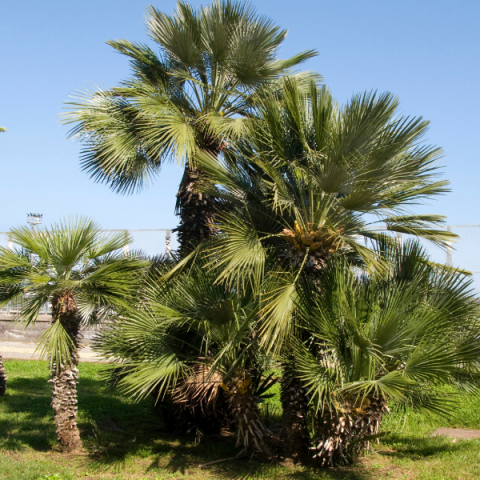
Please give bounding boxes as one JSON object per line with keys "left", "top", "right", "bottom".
{"left": 197, "top": 462, "right": 369, "bottom": 480}
{"left": 0, "top": 375, "right": 411, "bottom": 480}
{"left": 380, "top": 433, "right": 480, "bottom": 460}
{"left": 143, "top": 435, "right": 239, "bottom": 474}
{"left": 0, "top": 374, "right": 161, "bottom": 454}
{"left": 139, "top": 436, "right": 371, "bottom": 480}
{"left": 0, "top": 376, "right": 54, "bottom": 451}
{"left": 4, "top": 372, "right": 475, "bottom": 480}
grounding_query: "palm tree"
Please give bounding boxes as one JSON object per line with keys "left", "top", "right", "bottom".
{"left": 64, "top": 0, "right": 317, "bottom": 254}
{"left": 0, "top": 217, "right": 147, "bottom": 452}
{"left": 191, "top": 78, "right": 458, "bottom": 460}
{"left": 94, "top": 255, "right": 276, "bottom": 454}
{"left": 293, "top": 240, "right": 480, "bottom": 465}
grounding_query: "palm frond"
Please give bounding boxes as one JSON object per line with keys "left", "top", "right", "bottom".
{"left": 64, "top": 0, "right": 316, "bottom": 199}
{"left": 35, "top": 321, "right": 76, "bottom": 368}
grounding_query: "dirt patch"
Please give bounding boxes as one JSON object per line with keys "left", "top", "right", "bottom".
{"left": 432, "top": 428, "right": 480, "bottom": 439}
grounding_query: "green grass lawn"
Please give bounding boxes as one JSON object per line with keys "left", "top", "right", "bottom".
{"left": 1, "top": 360, "right": 480, "bottom": 480}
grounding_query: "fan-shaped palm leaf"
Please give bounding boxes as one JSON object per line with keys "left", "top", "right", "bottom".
{"left": 195, "top": 78, "right": 456, "bottom": 346}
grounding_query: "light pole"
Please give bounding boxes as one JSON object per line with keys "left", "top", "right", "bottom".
{"left": 27, "top": 213, "right": 43, "bottom": 232}
{"left": 165, "top": 229, "right": 172, "bottom": 258}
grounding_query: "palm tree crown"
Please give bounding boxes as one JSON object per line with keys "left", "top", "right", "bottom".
{"left": 186, "top": 79, "right": 463, "bottom": 461}
{"left": 0, "top": 218, "right": 145, "bottom": 332}
{"left": 195, "top": 79, "right": 456, "bottom": 308}
{"left": 64, "top": 0, "right": 317, "bottom": 252}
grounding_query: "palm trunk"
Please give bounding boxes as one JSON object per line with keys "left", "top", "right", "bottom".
{"left": 0, "top": 353, "right": 7, "bottom": 396}
{"left": 175, "top": 165, "right": 217, "bottom": 255}
{"left": 174, "top": 136, "right": 223, "bottom": 256}
{"left": 166, "top": 364, "right": 230, "bottom": 437}
{"left": 50, "top": 294, "right": 82, "bottom": 453}
{"left": 280, "top": 359, "right": 311, "bottom": 462}
{"left": 310, "top": 397, "right": 389, "bottom": 466}
{"left": 223, "top": 376, "right": 271, "bottom": 456}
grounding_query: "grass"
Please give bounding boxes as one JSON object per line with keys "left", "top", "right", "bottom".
{"left": 1, "top": 360, "right": 480, "bottom": 480}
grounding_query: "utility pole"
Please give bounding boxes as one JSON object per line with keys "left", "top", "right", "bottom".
{"left": 165, "top": 230, "right": 172, "bottom": 258}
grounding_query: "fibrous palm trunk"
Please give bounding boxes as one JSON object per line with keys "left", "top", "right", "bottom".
{"left": 0, "top": 353, "right": 7, "bottom": 396}
{"left": 50, "top": 294, "right": 82, "bottom": 452}
{"left": 223, "top": 376, "right": 271, "bottom": 456}
{"left": 280, "top": 359, "right": 311, "bottom": 462}
{"left": 174, "top": 136, "right": 224, "bottom": 256}
{"left": 175, "top": 165, "right": 217, "bottom": 255}
{"left": 310, "top": 397, "right": 389, "bottom": 466}
{"left": 165, "top": 364, "right": 229, "bottom": 439}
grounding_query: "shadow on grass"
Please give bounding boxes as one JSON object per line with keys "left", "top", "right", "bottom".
{"left": 0, "top": 374, "right": 161, "bottom": 454}
{"left": 3, "top": 371, "right": 477, "bottom": 480}
{"left": 380, "top": 433, "right": 480, "bottom": 460}
{"left": 140, "top": 440, "right": 371, "bottom": 480}
{"left": 82, "top": 415, "right": 370, "bottom": 479}
{"left": 0, "top": 376, "right": 54, "bottom": 451}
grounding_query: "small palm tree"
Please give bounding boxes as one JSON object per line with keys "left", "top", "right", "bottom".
{"left": 95, "top": 256, "right": 275, "bottom": 454}
{"left": 293, "top": 241, "right": 480, "bottom": 465}
{"left": 0, "top": 217, "right": 147, "bottom": 452}
{"left": 64, "top": 0, "right": 317, "bottom": 254}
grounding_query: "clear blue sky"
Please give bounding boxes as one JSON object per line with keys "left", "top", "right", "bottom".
{"left": 1, "top": 0, "right": 479, "bottom": 237}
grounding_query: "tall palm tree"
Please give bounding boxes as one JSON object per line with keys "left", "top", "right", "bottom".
{"left": 293, "top": 241, "right": 480, "bottom": 465}
{"left": 64, "top": 0, "right": 317, "bottom": 254}
{"left": 94, "top": 255, "right": 276, "bottom": 454}
{"left": 0, "top": 218, "right": 147, "bottom": 452}
{"left": 191, "top": 78, "right": 458, "bottom": 460}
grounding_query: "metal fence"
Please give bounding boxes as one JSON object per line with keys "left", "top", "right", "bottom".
{"left": 0, "top": 229, "right": 175, "bottom": 316}
{"left": 0, "top": 298, "right": 52, "bottom": 316}
{"left": 0, "top": 229, "right": 174, "bottom": 258}
{"left": 1, "top": 226, "right": 480, "bottom": 315}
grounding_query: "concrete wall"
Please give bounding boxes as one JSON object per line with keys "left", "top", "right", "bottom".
{"left": 0, "top": 315, "right": 98, "bottom": 343}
